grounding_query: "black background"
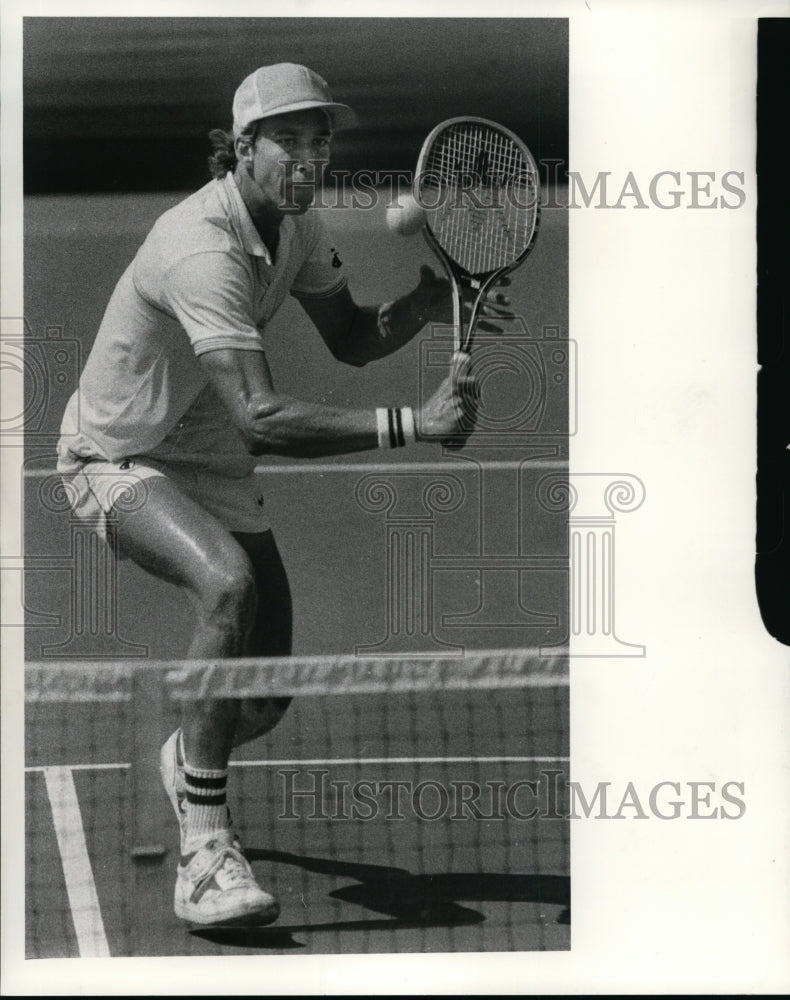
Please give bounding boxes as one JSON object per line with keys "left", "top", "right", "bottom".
{"left": 756, "top": 18, "right": 790, "bottom": 646}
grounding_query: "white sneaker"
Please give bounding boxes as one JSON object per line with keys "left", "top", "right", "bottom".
{"left": 174, "top": 830, "right": 279, "bottom": 926}
{"left": 159, "top": 729, "right": 240, "bottom": 852}
{"left": 160, "top": 730, "right": 189, "bottom": 849}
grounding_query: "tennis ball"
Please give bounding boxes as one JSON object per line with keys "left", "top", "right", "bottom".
{"left": 386, "top": 193, "right": 427, "bottom": 236}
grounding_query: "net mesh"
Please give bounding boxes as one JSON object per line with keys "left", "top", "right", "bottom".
{"left": 418, "top": 121, "right": 539, "bottom": 274}
{"left": 25, "top": 650, "right": 569, "bottom": 958}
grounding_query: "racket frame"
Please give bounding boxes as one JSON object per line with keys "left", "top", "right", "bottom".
{"left": 415, "top": 116, "right": 541, "bottom": 353}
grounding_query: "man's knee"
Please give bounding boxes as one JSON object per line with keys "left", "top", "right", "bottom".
{"left": 199, "top": 552, "right": 257, "bottom": 626}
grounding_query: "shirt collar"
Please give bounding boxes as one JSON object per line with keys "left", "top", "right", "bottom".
{"left": 223, "top": 172, "right": 272, "bottom": 263}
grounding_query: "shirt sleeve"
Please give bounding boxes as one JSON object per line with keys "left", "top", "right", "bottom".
{"left": 289, "top": 213, "right": 349, "bottom": 301}
{"left": 162, "top": 251, "right": 266, "bottom": 355}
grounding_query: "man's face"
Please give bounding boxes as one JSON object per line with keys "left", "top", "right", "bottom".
{"left": 244, "top": 108, "right": 332, "bottom": 214}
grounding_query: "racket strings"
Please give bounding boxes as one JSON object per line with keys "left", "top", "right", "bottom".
{"left": 421, "top": 123, "right": 538, "bottom": 274}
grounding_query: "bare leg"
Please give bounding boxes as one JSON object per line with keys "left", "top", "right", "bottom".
{"left": 115, "top": 477, "right": 257, "bottom": 768}
{"left": 231, "top": 530, "right": 294, "bottom": 745}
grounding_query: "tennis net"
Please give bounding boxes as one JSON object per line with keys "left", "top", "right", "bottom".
{"left": 25, "top": 649, "right": 569, "bottom": 958}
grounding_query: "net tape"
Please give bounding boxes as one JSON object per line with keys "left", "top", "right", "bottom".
{"left": 26, "top": 649, "right": 569, "bottom": 702}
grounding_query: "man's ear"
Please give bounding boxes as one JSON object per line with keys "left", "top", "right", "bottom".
{"left": 235, "top": 135, "right": 253, "bottom": 165}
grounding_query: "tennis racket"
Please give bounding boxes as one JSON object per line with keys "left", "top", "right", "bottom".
{"left": 415, "top": 117, "right": 541, "bottom": 354}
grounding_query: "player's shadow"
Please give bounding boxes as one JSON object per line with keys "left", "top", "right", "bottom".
{"left": 192, "top": 849, "right": 569, "bottom": 950}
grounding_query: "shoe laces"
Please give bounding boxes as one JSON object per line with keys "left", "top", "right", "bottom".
{"left": 214, "top": 848, "right": 254, "bottom": 888}
{"left": 184, "top": 840, "right": 255, "bottom": 892}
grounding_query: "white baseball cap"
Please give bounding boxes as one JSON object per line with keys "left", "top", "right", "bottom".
{"left": 232, "top": 63, "right": 358, "bottom": 135}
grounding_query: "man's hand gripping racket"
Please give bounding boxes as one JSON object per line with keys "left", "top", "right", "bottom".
{"left": 415, "top": 117, "right": 541, "bottom": 447}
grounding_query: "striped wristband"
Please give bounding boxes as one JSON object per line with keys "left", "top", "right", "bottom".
{"left": 376, "top": 407, "right": 417, "bottom": 449}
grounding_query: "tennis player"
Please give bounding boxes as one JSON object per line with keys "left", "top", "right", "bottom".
{"left": 57, "top": 63, "right": 506, "bottom": 927}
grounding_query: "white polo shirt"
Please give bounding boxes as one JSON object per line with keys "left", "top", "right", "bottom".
{"left": 57, "top": 172, "right": 346, "bottom": 479}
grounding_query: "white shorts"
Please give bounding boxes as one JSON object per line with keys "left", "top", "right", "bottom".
{"left": 57, "top": 456, "right": 272, "bottom": 542}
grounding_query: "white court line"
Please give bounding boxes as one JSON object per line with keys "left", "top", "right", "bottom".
{"left": 22, "top": 458, "right": 566, "bottom": 478}
{"left": 43, "top": 766, "right": 110, "bottom": 958}
{"left": 27, "top": 756, "right": 568, "bottom": 772}
{"left": 27, "top": 762, "right": 127, "bottom": 773}
{"left": 263, "top": 460, "right": 567, "bottom": 475}
{"left": 231, "top": 756, "right": 570, "bottom": 767}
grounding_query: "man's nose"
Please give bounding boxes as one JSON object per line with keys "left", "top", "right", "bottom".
{"left": 292, "top": 154, "right": 326, "bottom": 182}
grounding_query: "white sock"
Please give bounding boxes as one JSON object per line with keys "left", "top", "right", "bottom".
{"left": 182, "top": 761, "right": 230, "bottom": 854}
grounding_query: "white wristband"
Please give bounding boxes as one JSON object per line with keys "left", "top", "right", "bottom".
{"left": 401, "top": 406, "right": 417, "bottom": 445}
{"left": 375, "top": 407, "right": 416, "bottom": 449}
{"left": 376, "top": 407, "right": 390, "bottom": 449}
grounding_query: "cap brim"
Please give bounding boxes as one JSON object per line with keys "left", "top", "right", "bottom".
{"left": 236, "top": 100, "right": 358, "bottom": 134}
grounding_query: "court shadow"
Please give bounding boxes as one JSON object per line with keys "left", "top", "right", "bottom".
{"left": 192, "top": 848, "right": 569, "bottom": 949}
{"left": 191, "top": 927, "right": 304, "bottom": 950}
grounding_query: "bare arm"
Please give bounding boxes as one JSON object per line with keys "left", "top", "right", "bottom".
{"left": 199, "top": 348, "right": 377, "bottom": 457}
{"left": 198, "top": 347, "right": 475, "bottom": 458}
{"left": 302, "top": 267, "right": 514, "bottom": 368}
{"left": 299, "top": 267, "right": 449, "bottom": 367}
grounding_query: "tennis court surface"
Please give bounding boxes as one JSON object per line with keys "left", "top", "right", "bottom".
{"left": 25, "top": 651, "right": 569, "bottom": 957}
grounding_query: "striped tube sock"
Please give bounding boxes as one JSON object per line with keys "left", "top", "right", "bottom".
{"left": 183, "top": 762, "right": 230, "bottom": 854}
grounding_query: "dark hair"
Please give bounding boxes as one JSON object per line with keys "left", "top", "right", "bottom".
{"left": 207, "top": 122, "right": 260, "bottom": 179}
